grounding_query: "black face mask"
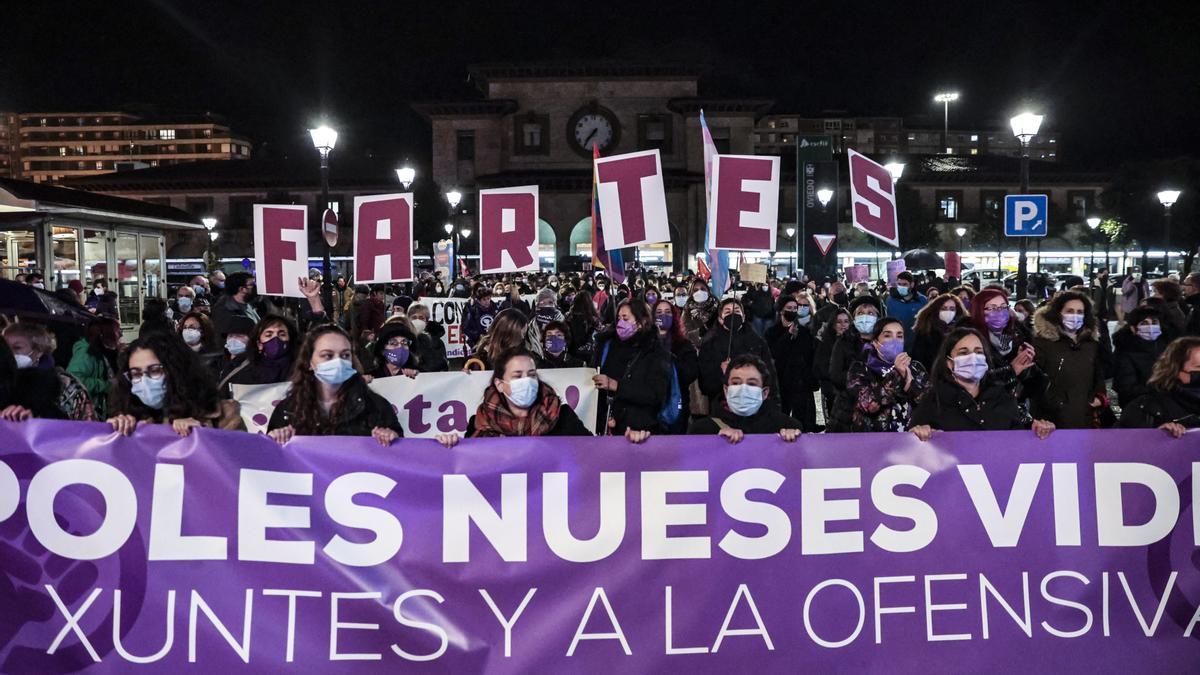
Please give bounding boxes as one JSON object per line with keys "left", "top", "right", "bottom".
{"left": 782, "top": 310, "right": 799, "bottom": 322}
{"left": 725, "top": 314, "right": 744, "bottom": 332}
{"left": 1182, "top": 371, "right": 1200, "bottom": 389}
{"left": 833, "top": 292, "right": 849, "bottom": 305}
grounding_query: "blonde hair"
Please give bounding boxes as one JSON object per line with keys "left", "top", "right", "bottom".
{"left": 3, "top": 322, "right": 56, "bottom": 356}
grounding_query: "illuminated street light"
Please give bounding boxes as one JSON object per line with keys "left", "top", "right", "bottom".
{"left": 934, "top": 92, "right": 960, "bottom": 153}
{"left": 816, "top": 188, "right": 833, "bottom": 207}
{"left": 395, "top": 165, "right": 416, "bottom": 189}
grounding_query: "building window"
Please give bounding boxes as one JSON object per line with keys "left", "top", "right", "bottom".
{"left": 514, "top": 114, "right": 549, "bottom": 155}
{"left": 95, "top": 161, "right": 104, "bottom": 171}
{"left": 937, "top": 192, "right": 960, "bottom": 220}
{"left": 970, "top": 134, "right": 979, "bottom": 142}
{"left": 456, "top": 130, "right": 475, "bottom": 161}
{"left": 969, "top": 148, "right": 978, "bottom": 155}
{"left": 158, "top": 129, "right": 176, "bottom": 140}
{"left": 980, "top": 191, "right": 1006, "bottom": 222}
{"left": 1068, "top": 191, "right": 1093, "bottom": 219}
{"left": 637, "top": 114, "right": 673, "bottom": 153}
{"left": 711, "top": 126, "right": 731, "bottom": 154}
{"left": 58, "top": 147, "right": 66, "bottom": 156}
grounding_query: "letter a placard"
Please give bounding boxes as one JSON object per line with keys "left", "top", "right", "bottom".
{"left": 353, "top": 193, "right": 414, "bottom": 283}
{"left": 847, "top": 149, "right": 899, "bottom": 247}
{"left": 253, "top": 204, "right": 308, "bottom": 297}
{"left": 708, "top": 155, "right": 780, "bottom": 251}
{"left": 594, "top": 149, "right": 671, "bottom": 249}
{"left": 479, "top": 186, "right": 539, "bottom": 274}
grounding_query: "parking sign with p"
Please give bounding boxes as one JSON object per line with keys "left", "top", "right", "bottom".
{"left": 1005, "top": 194, "right": 1048, "bottom": 237}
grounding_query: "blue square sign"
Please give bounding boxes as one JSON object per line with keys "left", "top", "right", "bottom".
{"left": 1005, "top": 194, "right": 1048, "bottom": 237}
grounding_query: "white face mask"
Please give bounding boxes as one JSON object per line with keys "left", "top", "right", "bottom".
{"left": 674, "top": 295, "right": 688, "bottom": 308}
{"left": 225, "top": 337, "right": 248, "bottom": 356}
{"left": 725, "top": 383, "right": 765, "bottom": 417}
{"left": 181, "top": 328, "right": 202, "bottom": 345}
{"left": 13, "top": 353, "right": 35, "bottom": 369}
{"left": 938, "top": 309, "right": 957, "bottom": 324}
{"left": 692, "top": 290, "right": 709, "bottom": 303}
{"left": 504, "top": 376, "right": 539, "bottom": 409}
{"left": 951, "top": 353, "right": 988, "bottom": 382}
{"left": 93, "top": 287, "right": 105, "bottom": 296}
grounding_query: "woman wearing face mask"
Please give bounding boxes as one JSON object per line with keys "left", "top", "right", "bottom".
{"left": 177, "top": 311, "right": 224, "bottom": 378}
{"left": 1013, "top": 299, "right": 1036, "bottom": 329}
{"left": 698, "top": 298, "right": 779, "bottom": 415}
{"left": 1120, "top": 336, "right": 1200, "bottom": 437}
{"left": 67, "top": 316, "right": 121, "bottom": 418}
{"left": 1112, "top": 306, "right": 1168, "bottom": 407}
{"left": 689, "top": 354, "right": 802, "bottom": 442}
{"left": 435, "top": 350, "right": 592, "bottom": 447}
{"left": 653, "top": 299, "right": 699, "bottom": 433}
{"left": 540, "top": 321, "right": 585, "bottom": 369}
{"left": 85, "top": 278, "right": 119, "bottom": 318}
{"left": 405, "top": 303, "right": 448, "bottom": 372}
{"left": 828, "top": 317, "right": 928, "bottom": 432}
{"left": 968, "top": 287, "right": 1037, "bottom": 395}
{"left": 219, "top": 315, "right": 298, "bottom": 393}
{"left": 683, "top": 279, "right": 719, "bottom": 346}
{"left": 765, "top": 294, "right": 819, "bottom": 431}
{"left": 532, "top": 287, "right": 565, "bottom": 333}
{"left": 370, "top": 319, "right": 421, "bottom": 379}
{"left": 566, "top": 290, "right": 600, "bottom": 361}
{"left": 951, "top": 285, "right": 976, "bottom": 312}
{"left": 106, "top": 333, "right": 243, "bottom": 437}
{"left": 592, "top": 299, "right": 673, "bottom": 442}
{"left": 1027, "top": 291, "right": 1106, "bottom": 429}
{"left": 0, "top": 324, "right": 79, "bottom": 421}
{"left": 461, "top": 284, "right": 499, "bottom": 354}
{"left": 267, "top": 325, "right": 402, "bottom": 446}
{"left": 671, "top": 283, "right": 690, "bottom": 311}
{"left": 909, "top": 328, "right": 1056, "bottom": 440}
{"left": 829, "top": 295, "right": 884, "bottom": 393}
{"left": 813, "top": 308, "right": 852, "bottom": 421}
{"left": 910, "top": 294, "right": 969, "bottom": 371}
{"left": 474, "top": 308, "right": 542, "bottom": 370}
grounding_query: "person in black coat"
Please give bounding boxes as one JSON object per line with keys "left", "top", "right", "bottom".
{"left": 1112, "top": 305, "right": 1169, "bottom": 407}
{"left": 406, "top": 302, "right": 449, "bottom": 372}
{"left": 909, "top": 327, "right": 1056, "bottom": 439}
{"left": 219, "top": 315, "right": 299, "bottom": 394}
{"left": 690, "top": 354, "right": 803, "bottom": 442}
{"left": 653, "top": 299, "right": 699, "bottom": 434}
{"left": 592, "top": 299, "right": 672, "bottom": 440}
{"left": 1119, "top": 336, "right": 1200, "bottom": 437}
{"left": 267, "top": 325, "right": 402, "bottom": 445}
{"left": 369, "top": 319, "right": 421, "bottom": 379}
{"left": 813, "top": 306, "right": 851, "bottom": 420}
{"left": 765, "top": 294, "right": 819, "bottom": 431}
{"left": 698, "top": 297, "right": 779, "bottom": 415}
{"left": 540, "top": 321, "right": 586, "bottom": 369}
{"left": 829, "top": 295, "right": 884, "bottom": 392}
{"left": 0, "top": 338, "right": 63, "bottom": 421}
{"left": 910, "top": 294, "right": 969, "bottom": 371}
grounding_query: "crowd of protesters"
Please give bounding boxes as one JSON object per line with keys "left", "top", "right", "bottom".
{"left": 3, "top": 261, "right": 1200, "bottom": 446}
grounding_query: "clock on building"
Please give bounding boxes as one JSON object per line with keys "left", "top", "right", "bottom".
{"left": 567, "top": 104, "right": 620, "bottom": 156}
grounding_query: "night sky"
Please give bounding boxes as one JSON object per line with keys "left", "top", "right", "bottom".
{"left": 3, "top": 1, "right": 1197, "bottom": 171}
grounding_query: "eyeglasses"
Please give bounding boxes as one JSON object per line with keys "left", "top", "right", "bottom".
{"left": 124, "top": 364, "right": 166, "bottom": 383}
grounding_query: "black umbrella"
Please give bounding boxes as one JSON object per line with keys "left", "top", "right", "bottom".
{"left": 902, "top": 249, "right": 945, "bottom": 270}
{"left": 0, "top": 279, "right": 96, "bottom": 326}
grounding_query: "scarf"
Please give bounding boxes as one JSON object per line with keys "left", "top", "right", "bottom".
{"left": 471, "top": 382, "right": 561, "bottom": 437}
{"left": 862, "top": 342, "right": 892, "bottom": 374}
{"left": 988, "top": 330, "right": 1015, "bottom": 357}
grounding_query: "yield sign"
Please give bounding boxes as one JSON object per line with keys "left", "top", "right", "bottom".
{"left": 813, "top": 234, "right": 837, "bottom": 256}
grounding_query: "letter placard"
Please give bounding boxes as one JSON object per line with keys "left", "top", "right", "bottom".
{"left": 708, "top": 155, "right": 780, "bottom": 251}
{"left": 353, "top": 193, "right": 414, "bottom": 284}
{"left": 479, "top": 186, "right": 539, "bottom": 274}
{"left": 253, "top": 204, "right": 308, "bottom": 297}
{"left": 848, "top": 149, "right": 899, "bottom": 247}
{"left": 594, "top": 149, "right": 670, "bottom": 249}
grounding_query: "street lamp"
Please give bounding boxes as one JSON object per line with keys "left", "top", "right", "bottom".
{"left": 816, "top": 188, "right": 834, "bottom": 208}
{"left": 934, "top": 92, "right": 960, "bottom": 153}
{"left": 309, "top": 124, "right": 338, "bottom": 312}
{"left": 1086, "top": 216, "right": 1101, "bottom": 273}
{"left": 884, "top": 162, "right": 905, "bottom": 182}
{"left": 395, "top": 165, "right": 416, "bottom": 190}
{"left": 1158, "top": 189, "right": 1181, "bottom": 273}
{"left": 201, "top": 217, "right": 218, "bottom": 270}
{"left": 446, "top": 190, "right": 463, "bottom": 211}
{"left": 1010, "top": 111, "right": 1043, "bottom": 300}
{"left": 785, "top": 227, "right": 797, "bottom": 275}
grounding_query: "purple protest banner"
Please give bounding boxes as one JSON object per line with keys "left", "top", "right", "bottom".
{"left": 886, "top": 258, "right": 906, "bottom": 286}
{"left": 1, "top": 420, "right": 1197, "bottom": 672}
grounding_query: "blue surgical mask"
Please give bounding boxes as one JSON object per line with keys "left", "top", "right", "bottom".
{"left": 131, "top": 374, "right": 167, "bottom": 409}
{"left": 725, "top": 383, "right": 765, "bottom": 417}
{"left": 1062, "top": 314, "right": 1085, "bottom": 332}
{"left": 177, "top": 297, "right": 193, "bottom": 313}
{"left": 314, "top": 358, "right": 356, "bottom": 386}
{"left": 225, "top": 337, "right": 247, "bottom": 356}
{"left": 504, "top": 376, "right": 539, "bottom": 409}
{"left": 896, "top": 286, "right": 910, "bottom": 297}
{"left": 853, "top": 314, "right": 877, "bottom": 334}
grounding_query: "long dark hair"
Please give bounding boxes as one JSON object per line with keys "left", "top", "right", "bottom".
{"left": 178, "top": 310, "right": 219, "bottom": 351}
{"left": 108, "top": 333, "right": 220, "bottom": 420}
{"left": 284, "top": 324, "right": 363, "bottom": 434}
{"left": 819, "top": 308, "right": 851, "bottom": 342}
{"left": 568, "top": 289, "right": 600, "bottom": 322}
{"left": 653, "top": 299, "right": 688, "bottom": 348}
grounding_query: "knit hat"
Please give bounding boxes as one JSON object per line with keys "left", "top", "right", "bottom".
{"left": 848, "top": 294, "right": 883, "bottom": 316}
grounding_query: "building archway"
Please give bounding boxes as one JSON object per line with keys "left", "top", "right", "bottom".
{"left": 538, "top": 218, "right": 556, "bottom": 270}
{"left": 569, "top": 217, "right": 593, "bottom": 258}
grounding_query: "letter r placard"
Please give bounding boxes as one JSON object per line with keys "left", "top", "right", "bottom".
{"left": 479, "top": 186, "right": 539, "bottom": 274}
{"left": 253, "top": 204, "right": 308, "bottom": 297}
{"left": 595, "top": 149, "right": 671, "bottom": 249}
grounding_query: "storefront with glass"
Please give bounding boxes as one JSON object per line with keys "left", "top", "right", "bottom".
{"left": 0, "top": 178, "right": 200, "bottom": 332}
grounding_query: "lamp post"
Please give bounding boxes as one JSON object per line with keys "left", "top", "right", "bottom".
{"left": 309, "top": 124, "right": 338, "bottom": 311}
{"left": 785, "top": 226, "right": 796, "bottom": 276}
{"left": 395, "top": 165, "right": 416, "bottom": 191}
{"left": 955, "top": 225, "right": 966, "bottom": 256}
{"left": 1010, "top": 111, "right": 1043, "bottom": 300}
{"left": 1158, "top": 189, "right": 1181, "bottom": 274}
{"left": 460, "top": 228, "right": 472, "bottom": 275}
{"left": 1086, "top": 216, "right": 1101, "bottom": 274}
{"left": 934, "top": 92, "right": 960, "bottom": 153}
{"left": 201, "top": 217, "right": 217, "bottom": 271}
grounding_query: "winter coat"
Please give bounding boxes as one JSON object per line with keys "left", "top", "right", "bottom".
{"left": 267, "top": 375, "right": 403, "bottom": 437}
{"left": 813, "top": 331, "right": 845, "bottom": 404}
{"left": 1112, "top": 328, "right": 1167, "bottom": 407}
{"left": 466, "top": 404, "right": 592, "bottom": 437}
{"left": 911, "top": 326, "right": 952, "bottom": 372}
{"left": 540, "top": 351, "right": 586, "bottom": 369}
{"left": 566, "top": 312, "right": 599, "bottom": 360}
{"left": 741, "top": 287, "right": 775, "bottom": 320}
{"left": 594, "top": 330, "right": 673, "bottom": 434}
{"left": 828, "top": 329, "right": 874, "bottom": 391}
{"left": 1119, "top": 388, "right": 1200, "bottom": 429}
{"left": 688, "top": 403, "right": 802, "bottom": 435}
{"left": 414, "top": 322, "right": 449, "bottom": 372}
{"left": 829, "top": 356, "right": 929, "bottom": 433}
{"left": 219, "top": 353, "right": 295, "bottom": 393}
{"left": 84, "top": 290, "right": 119, "bottom": 318}
{"left": 666, "top": 337, "right": 700, "bottom": 434}
{"left": 910, "top": 376, "right": 1033, "bottom": 431}
{"left": 683, "top": 298, "right": 719, "bottom": 346}
{"left": 698, "top": 322, "right": 780, "bottom": 411}
{"left": 765, "top": 321, "right": 818, "bottom": 395}
{"left": 4, "top": 366, "right": 65, "bottom": 420}
{"left": 1027, "top": 307, "right": 1106, "bottom": 429}
{"left": 884, "top": 289, "right": 928, "bottom": 349}
{"left": 66, "top": 339, "right": 116, "bottom": 418}
{"left": 460, "top": 300, "right": 499, "bottom": 351}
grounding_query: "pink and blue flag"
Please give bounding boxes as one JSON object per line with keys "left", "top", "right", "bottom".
{"left": 590, "top": 144, "right": 625, "bottom": 282}
{"left": 700, "top": 109, "right": 730, "bottom": 295}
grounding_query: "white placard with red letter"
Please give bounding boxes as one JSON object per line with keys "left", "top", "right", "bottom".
{"left": 847, "top": 148, "right": 899, "bottom": 247}
{"left": 594, "top": 149, "right": 670, "bottom": 248}
{"left": 478, "top": 186, "right": 539, "bottom": 274}
{"left": 353, "top": 193, "right": 414, "bottom": 283}
{"left": 707, "top": 154, "right": 780, "bottom": 251}
{"left": 253, "top": 204, "right": 308, "bottom": 298}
